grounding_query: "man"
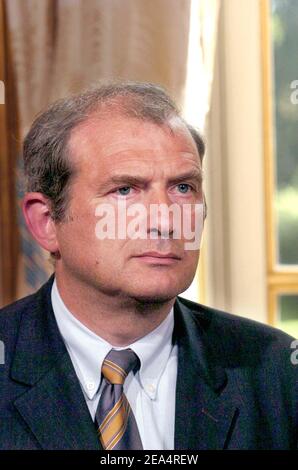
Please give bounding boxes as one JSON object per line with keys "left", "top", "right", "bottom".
{"left": 0, "top": 81, "right": 297, "bottom": 450}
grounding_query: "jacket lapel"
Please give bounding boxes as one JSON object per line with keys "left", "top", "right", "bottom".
{"left": 10, "top": 276, "right": 101, "bottom": 450}
{"left": 174, "top": 298, "right": 240, "bottom": 450}
{"left": 13, "top": 351, "right": 101, "bottom": 450}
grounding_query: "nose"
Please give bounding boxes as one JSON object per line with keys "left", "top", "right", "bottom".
{"left": 145, "top": 187, "right": 176, "bottom": 239}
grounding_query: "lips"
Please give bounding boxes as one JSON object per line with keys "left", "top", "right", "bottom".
{"left": 133, "top": 251, "right": 181, "bottom": 265}
{"left": 135, "top": 251, "right": 181, "bottom": 259}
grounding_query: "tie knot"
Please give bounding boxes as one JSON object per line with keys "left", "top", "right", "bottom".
{"left": 101, "top": 348, "right": 140, "bottom": 385}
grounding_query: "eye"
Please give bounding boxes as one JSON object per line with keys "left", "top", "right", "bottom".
{"left": 116, "top": 186, "right": 132, "bottom": 196}
{"left": 177, "top": 183, "right": 192, "bottom": 194}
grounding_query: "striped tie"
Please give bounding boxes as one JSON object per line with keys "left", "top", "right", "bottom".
{"left": 95, "top": 348, "right": 143, "bottom": 450}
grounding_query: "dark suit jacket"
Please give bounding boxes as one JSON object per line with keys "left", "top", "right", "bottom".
{"left": 0, "top": 275, "right": 297, "bottom": 450}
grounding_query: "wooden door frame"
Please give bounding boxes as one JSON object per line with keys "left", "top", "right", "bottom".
{"left": 0, "top": 0, "right": 20, "bottom": 306}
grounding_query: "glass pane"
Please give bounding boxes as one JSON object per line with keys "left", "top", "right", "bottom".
{"left": 277, "top": 294, "right": 298, "bottom": 338}
{"left": 271, "top": 0, "right": 298, "bottom": 265}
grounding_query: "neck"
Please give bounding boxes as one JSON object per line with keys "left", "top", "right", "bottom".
{"left": 54, "top": 270, "right": 175, "bottom": 347}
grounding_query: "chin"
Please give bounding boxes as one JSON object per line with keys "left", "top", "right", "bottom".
{"left": 125, "top": 270, "right": 195, "bottom": 302}
{"left": 129, "top": 282, "right": 190, "bottom": 304}
{"left": 132, "top": 293, "right": 175, "bottom": 305}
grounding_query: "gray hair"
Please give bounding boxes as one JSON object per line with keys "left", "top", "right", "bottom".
{"left": 23, "top": 81, "right": 205, "bottom": 221}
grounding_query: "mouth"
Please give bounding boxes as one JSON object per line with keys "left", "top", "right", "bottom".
{"left": 133, "top": 251, "right": 181, "bottom": 265}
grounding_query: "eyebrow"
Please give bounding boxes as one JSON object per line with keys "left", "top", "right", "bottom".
{"left": 167, "top": 170, "right": 203, "bottom": 186}
{"left": 103, "top": 170, "right": 203, "bottom": 187}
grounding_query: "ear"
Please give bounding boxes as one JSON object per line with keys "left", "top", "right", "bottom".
{"left": 22, "top": 192, "right": 60, "bottom": 254}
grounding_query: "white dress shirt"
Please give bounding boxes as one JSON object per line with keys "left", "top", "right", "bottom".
{"left": 51, "top": 279, "right": 178, "bottom": 450}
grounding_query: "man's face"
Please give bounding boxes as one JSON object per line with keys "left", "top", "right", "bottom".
{"left": 55, "top": 114, "right": 203, "bottom": 303}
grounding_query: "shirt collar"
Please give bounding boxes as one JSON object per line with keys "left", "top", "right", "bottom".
{"left": 51, "top": 279, "right": 175, "bottom": 400}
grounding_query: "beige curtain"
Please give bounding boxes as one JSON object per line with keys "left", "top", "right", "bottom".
{"left": 7, "top": 0, "right": 193, "bottom": 132}
{"left": 4, "top": 0, "right": 220, "bottom": 298}
{"left": 183, "top": 0, "right": 220, "bottom": 129}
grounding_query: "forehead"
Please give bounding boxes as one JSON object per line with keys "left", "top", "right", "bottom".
{"left": 68, "top": 114, "right": 200, "bottom": 176}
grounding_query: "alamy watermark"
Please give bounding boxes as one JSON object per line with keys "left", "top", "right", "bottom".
{"left": 290, "top": 339, "right": 298, "bottom": 365}
{"left": 0, "top": 80, "right": 4, "bottom": 105}
{"left": 290, "top": 80, "right": 298, "bottom": 104}
{"left": 94, "top": 201, "right": 204, "bottom": 250}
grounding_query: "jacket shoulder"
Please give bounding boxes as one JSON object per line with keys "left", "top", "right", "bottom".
{"left": 0, "top": 292, "right": 40, "bottom": 355}
{"left": 176, "top": 295, "right": 296, "bottom": 349}
{"left": 0, "top": 276, "right": 54, "bottom": 348}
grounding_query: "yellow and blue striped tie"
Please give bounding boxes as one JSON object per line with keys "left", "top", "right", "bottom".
{"left": 95, "top": 348, "right": 143, "bottom": 450}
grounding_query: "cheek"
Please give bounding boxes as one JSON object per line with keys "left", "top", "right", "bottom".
{"left": 55, "top": 218, "right": 97, "bottom": 256}
{"left": 182, "top": 250, "right": 200, "bottom": 269}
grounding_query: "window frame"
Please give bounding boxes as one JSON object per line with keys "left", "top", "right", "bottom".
{"left": 260, "top": 0, "right": 298, "bottom": 329}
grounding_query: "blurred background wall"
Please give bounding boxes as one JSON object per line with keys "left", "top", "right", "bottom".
{"left": 0, "top": 0, "right": 297, "bottom": 337}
